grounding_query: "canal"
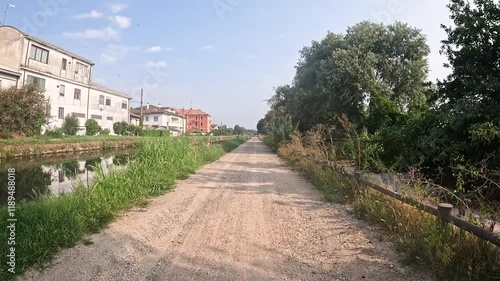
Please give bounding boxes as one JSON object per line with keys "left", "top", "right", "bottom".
{"left": 0, "top": 148, "right": 138, "bottom": 204}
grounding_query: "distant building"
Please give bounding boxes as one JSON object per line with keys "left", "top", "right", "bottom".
{"left": 170, "top": 108, "right": 212, "bottom": 134}
{"left": 130, "top": 104, "right": 186, "bottom": 136}
{"left": 0, "top": 25, "right": 131, "bottom": 134}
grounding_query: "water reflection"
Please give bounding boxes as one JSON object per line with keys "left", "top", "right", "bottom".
{"left": 0, "top": 150, "right": 137, "bottom": 204}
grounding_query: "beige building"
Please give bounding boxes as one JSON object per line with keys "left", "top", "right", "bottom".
{"left": 130, "top": 104, "right": 186, "bottom": 136}
{"left": 0, "top": 25, "right": 131, "bottom": 134}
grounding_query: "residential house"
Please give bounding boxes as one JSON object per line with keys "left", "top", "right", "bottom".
{"left": 130, "top": 104, "right": 186, "bottom": 136}
{"left": 0, "top": 25, "right": 131, "bottom": 134}
{"left": 171, "top": 108, "right": 212, "bottom": 134}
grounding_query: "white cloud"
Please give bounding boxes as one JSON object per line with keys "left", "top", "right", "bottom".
{"left": 63, "top": 27, "right": 120, "bottom": 40}
{"left": 74, "top": 10, "right": 103, "bottom": 19}
{"left": 110, "top": 4, "right": 128, "bottom": 14}
{"left": 145, "top": 61, "right": 168, "bottom": 68}
{"left": 145, "top": 46, "right": 174, "bottom": 53}
{"left": 201, "top": 44, "right": 215, "bottom": 50}
{"left": 100, "top": 53, "right": 118, "bottom": 64}
{"left": 111, "top": 15, "right": 131, "bottom": 29}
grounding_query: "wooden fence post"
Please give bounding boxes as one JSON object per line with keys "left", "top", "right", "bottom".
{"left": 438, "top": 203, "right": 453, "bottom": 228}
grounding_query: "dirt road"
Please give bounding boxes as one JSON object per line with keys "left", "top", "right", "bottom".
{"left": 21, "top": 138, "right": 430, "bottom": 281}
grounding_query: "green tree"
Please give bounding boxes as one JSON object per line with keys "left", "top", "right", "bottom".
{"left": 0, "top": 85, "right": 48, "bottom": 137}
{"left": 62, "top": 115, "right": 79, "bottom": 135}
{"left": 257, "top": 119, "right": 267, "bottom": 134}
{"left": 233, "top": 125, "right": 245, "bottom": 135}
{"left": 85, "top": 119, "right": 102, "bottom": 136}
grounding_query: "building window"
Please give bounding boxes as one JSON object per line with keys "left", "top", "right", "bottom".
{"left": 75, "top": 62, "right": 89, "bottom": 76}
{"left": 122, "top": 101, "right": 127, "bottom": 109}
{"left": 26, "top": 75, "right": 46, "bottom": 91}
{"left": 72, "top": 112, "right": 85, "bottom": 118}
{"left": 74, "top": 88, "right": 81, "bottom": 100}
{"left": 145, "top": 116, "right": 149, "bottom": 122}
{"left": 30, "top": 45, "right": 49, "bottom": 64}
{"left": 105, "top": 97, "right": 111, "bottom": 106}
{"left": 58, "top": 107, "right": 64, "bottom": 119}
{"left": 61, "top": 58, "right": 67, "bottom": 70}
{"left": 91, "top": 115, "right": 102, "bottom": 120}
{"left": 99, "top": 95, "right": 105, "bottom": 105}
{"left": 154, "top": 116, "right": 159, "bottom": 122}
{"left": 59, "top": 85, "right": 65, "bottom": 97}
{"left": 107, "top": 117, "right": 113, "bottom": 121}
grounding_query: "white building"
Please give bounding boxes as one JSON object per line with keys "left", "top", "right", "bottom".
{"left": 130, "top": 104, "right": 186, "bottom": 136}
{"left": 0, "top": 26, "right": 131, "bottom": 134}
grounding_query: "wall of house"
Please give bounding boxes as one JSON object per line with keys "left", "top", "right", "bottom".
{"left": 0, "top": 73, "right": 17, "bottom": 89}
{"left": 21, "top": 69, "right": 89, "bottom": 132}
{"left": 25, "top": 40, "right": 92, "bottom": 85}
{"left": 0, "top": 27, "right": 25, "bottom": 73}
{"left": 88, "top": 88, "right": 130, "bottom": 133}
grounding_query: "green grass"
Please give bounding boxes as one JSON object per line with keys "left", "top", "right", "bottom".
{"left": 0, "top": 137, "right": 246, "bottom": 280}
{"left": 275, "top": 140, "right": 500, "bottom": 281}
{"left": 0, "top": 135, "right": 240, "bottom": 146}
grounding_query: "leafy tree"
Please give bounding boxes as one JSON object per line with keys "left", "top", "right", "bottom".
{"left": 233, "top": 125, "right": 245, "bottom": 135}
{"left": 113, "top": 121, "right": 130, "bottom": 135}
{"left": 0, "top": 85, "right": 48, "bottom": 137}
{"left": 85, "top": 119, "right": 102, "bottom": 136}
{"left": 62, "top": 115, "right": 79, "bottom": 135}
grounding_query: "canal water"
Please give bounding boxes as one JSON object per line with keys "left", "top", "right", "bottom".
{"left": 0, "top": 148, "right": 138, "bottom": 205}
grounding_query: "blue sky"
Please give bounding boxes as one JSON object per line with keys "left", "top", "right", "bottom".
{"left": 2, "top": 0, "right": 452, "bottom": 129}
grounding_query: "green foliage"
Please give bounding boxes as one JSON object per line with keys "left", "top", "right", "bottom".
{"left": 257, "top": 118, "right": 267, "bottom": 134}
{"left": 143, "top": 130, "right": 170, "bottom": 137}
{"left": 44, "top": 128, "right": 64, "bottom": 138}
{"left": 128, "top": 125, "right": 143, "bottom": 136}
{"left": 113, "top": 121, "right": 129, "bottom": 135}
{"left": 85, "top": 119, "right": 102, "bottom": 136}
{"left": 264, "top": 114, "right": 295, "bottom": 150}
{"left": 212, "top": 128, "right": 234, "bottom": 136}
{"left": 100, "top": 128, "right": 110, "bottom": 136}
{"left": 62, "top": 115, "right": 79, "bottom": 136}
{"left": 0, "top": 85, "right": 48, "bottom": 138}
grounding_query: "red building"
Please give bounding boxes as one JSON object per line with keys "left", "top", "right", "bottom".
{"left": 171, "top": 108, "right": 212, "bottom": 134}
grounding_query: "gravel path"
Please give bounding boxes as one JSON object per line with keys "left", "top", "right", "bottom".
{"left": 20, "top": 138, "right": 432, "bottom": 281}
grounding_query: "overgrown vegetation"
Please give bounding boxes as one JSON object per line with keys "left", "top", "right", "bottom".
{"left": 0, "top": 138, "right": 246, "bottom": 280}
{"left": 263, "top": 0, "right": 500, "bottom": 199}
{"left": 277, "top": 130, "right": 500, "bottom": 281}
{"left": 0, "top": 85, "right": 48, "bottom": 138}
{"left": 260, "top": 1, "right": 500, "bottom": 280}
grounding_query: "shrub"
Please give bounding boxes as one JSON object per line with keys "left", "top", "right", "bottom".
{"left": 0, "top": 128, "right": 12, "bottom": 139}
{"left": 0, "top": 85, "right": 48, "bottom": 137}
{"left": 143, "top": 130, "right": 170, "bottom": 137}
{"left": 128, "top": 125, "right": 143, "bottom": 136}
{"left": 85, "top": 119, "right": 102, "bottom": 136}
{"left": 113, "top": 121, "right": 129, "bottom": 135}
{"left": 100, "top": 128, "right": 110, "bottom": 135}
{"left": 44, "top": 128, "right": 64, "bottom": 138}
{"left": 62, "top": 115, "right": 79, "bottom": 136}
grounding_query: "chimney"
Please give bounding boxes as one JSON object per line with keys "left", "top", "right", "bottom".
{"left": 146, "top": 103, "right": 149, "bottom": 110}
{"left": 158, "top": 103, "right": 161, "bottom": 108}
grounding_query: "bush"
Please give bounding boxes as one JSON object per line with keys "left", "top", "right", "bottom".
{"left": 128, "top": 125, "right": 143, "bottom": 136}
{"left": 0, "top": 85, "right": 48, "bottom": 138}
{"left": 62, "top": 115, "right": 79, "bottom": 136}
{"left": 44, "top": 128, "right": 64, "bottom": 138}
{"left": 100, "top": 128, "right": 110, "bottom": 136}
{"left": 0, "top": 128, "right": 12, "bottom": 139}
{"left": 85, "top": 119, "right": 102, "bottom": 136}
{"left": 143, "top": 130, "right": 170, "bottom": 137}
{"left": 113, "top": 121, "right": 129, "bottom": 135}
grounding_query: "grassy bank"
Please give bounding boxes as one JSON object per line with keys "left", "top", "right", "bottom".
{"left": 0, "top": 137, "right": 247, "bottom": 280}
{"left": 0, "top": 135, "right": 241, "bottom": 159}
{"left": 274, "top": 135, "right": 500, "bottom": 281}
